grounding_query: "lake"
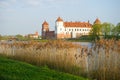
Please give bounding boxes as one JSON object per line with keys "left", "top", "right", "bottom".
{"left": 73, "top": 42, "right": 93, "bottom": 48}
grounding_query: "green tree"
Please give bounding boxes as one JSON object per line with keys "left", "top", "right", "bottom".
{"left": 90, "top": 24, "right": 102, "bottom": 40}
{"left": 0, "top": 35, "right": 9, "bottom": 40}
{"left": 102, "top": 22, "right": 114, "bottom": 38}
{"left": 15, "top": 34, "right": 24, "bottom": 40}
{"left": 0, "top": 35, "right": 2, "bottom": 40}
{"left": 112, "top": 22, "right": 120, "bottom": 39}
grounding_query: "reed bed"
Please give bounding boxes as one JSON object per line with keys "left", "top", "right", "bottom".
{"left": 0, "top": 39, "right": 120, "bottom": 80}
{"left": 88, "top": 39, "right": 120, "bottom": 80}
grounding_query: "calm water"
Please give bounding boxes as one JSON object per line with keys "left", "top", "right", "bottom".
{"left": 0, "top": 40, "right": 93, "bottom": 48}
{"left": 73, "top": 42, "right": 93, "bottom": 48}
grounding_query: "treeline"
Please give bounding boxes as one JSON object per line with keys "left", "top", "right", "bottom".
{"left": 0, "top": 34, "right": 41, "bottom": 41}
{"left": 90, "top": 22, "right": 120, "bottom": 40}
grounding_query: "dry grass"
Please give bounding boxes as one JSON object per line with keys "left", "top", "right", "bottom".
{"left": 88, "top": 39, "right": 120, "bottom": 80}
{"left": 0, "top": 39, "right": 120, "bottom": 80}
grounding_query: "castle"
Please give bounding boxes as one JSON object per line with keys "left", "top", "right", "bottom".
{"left": 42, "top": 17, "right": 101, "bottom": 39}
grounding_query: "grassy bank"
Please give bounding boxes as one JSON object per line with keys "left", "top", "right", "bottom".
{"left": 0, "top": 56, "right": 87, "bottom": 80}
{"left": 66, "top": 36, "right": 92, "bottom": 42}
{"left": 66, "top": 39, "right": 92, "bottom": 42}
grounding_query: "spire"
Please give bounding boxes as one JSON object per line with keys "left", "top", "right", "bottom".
{"left": 56, "top": 17, "right": 63, "bottom": 22}
{"left": 42, "top": 21, "right": 49, "bottom": 25}
{"left": 35, "top": 31, "right": 38, "bottom": 35}
{"left": 42, "top": 21, "right": 49, "bottom": 32}
{"left": 94, "top": 18, "right": 101, "bottom": 24}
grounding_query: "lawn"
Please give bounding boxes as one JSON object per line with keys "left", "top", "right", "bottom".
{"left": 0, "top": 56, "right": 87, "bottom": 80}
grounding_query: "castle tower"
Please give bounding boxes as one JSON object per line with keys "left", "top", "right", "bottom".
{"left": 55, "top": 17, "right": 64, "bottom": 39}
{"left": 94, "top": 18, "right": 101, "bottom": 24}
{"left": 42, "top": 21, "right": 49, "bottom": 39}
{"left": 35, "top": 31, "right": 38, "bottom": 35}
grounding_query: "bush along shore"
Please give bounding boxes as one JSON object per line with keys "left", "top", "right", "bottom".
{"left": 0, "top": 39, "right": 120, "bottom": 80}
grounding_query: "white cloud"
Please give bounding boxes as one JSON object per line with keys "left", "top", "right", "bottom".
{"left": 0, "top": 1, "right": 9, "bottom": 8}
{"left": 0, "top": 0, "right": 16, "bottom": 8}
{"left": 26, "top": 0, "right": 40, "bottom": 6}
{"left": 25, "top": 0, "right": 64, "bottom": 6}
{"left": 0, "top": 0, "right": 65, "bottom": 8}
{"left": 10, "top": 0, "right": 17, "bottom": 3}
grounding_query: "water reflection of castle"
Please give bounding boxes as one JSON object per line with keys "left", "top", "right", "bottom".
{"left": 42, "top": 17, "right": 101, "bottom": 39}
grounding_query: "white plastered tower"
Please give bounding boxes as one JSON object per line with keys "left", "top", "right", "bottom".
{"left": 55, "top": 17, "right": 65, "bottom": 39}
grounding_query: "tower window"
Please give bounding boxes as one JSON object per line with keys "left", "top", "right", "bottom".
{"left": 60, "top": 28, "right": 62, "bottom": 31}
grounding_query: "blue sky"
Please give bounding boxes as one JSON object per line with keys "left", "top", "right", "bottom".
{"left": 0, "top": 0, "right": 120, "bottom": 35}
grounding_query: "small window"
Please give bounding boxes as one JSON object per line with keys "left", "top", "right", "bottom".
{"left": 80, "top": 29, "right": 81, "bottom": 31}
{"left": 60, "top": 28, "right": 62, "bottom": 31}
{"left": 65, "top": 28, "right": 66, "bottom": 31}
{"left": 69, "top": 29, "right": 71, "bottom": 31}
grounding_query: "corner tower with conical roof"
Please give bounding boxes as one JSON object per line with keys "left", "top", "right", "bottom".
{"left": 94, "top": 18, "right": 101, "bottom": 24}
{"left": 42, "top": 21, "right": 49, "bottom": 38}
{"left": 55, "top": 17, "right": 64, "bottom": 39}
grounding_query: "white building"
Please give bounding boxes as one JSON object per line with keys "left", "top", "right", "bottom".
{"left": 27, "top": 32, "right": 39, "bottom": 39}
{"left": 55, "top": 17, "right": 92, "bottom": 39}
{"left": 42, "top": 17, "right": 100, "bottom": 39}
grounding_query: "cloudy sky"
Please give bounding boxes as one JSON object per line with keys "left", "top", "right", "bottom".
{"left": 0, "top": 0, "right": 120, "bottom": 35}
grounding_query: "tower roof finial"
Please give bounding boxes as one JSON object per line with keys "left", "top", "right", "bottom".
{"left": 42, "top": 21, "right": 49, "bottom": 25}
{"left": 56, "top": 17, "right": 63, "bottom": 22}
{"left": 94, "top": 18, "right": 101, "bottom": 24}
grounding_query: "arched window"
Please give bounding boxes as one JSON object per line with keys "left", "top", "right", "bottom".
{"left": 60, "top": 28, "right": 62, "bottom": 31}
{"left": 75, "top": 29, "right": 76, "bottom": 31}
{"left": 65, "top": 28, "right": 66, "bottom": 31}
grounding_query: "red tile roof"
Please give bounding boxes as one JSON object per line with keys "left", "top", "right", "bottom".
{"left": 94, "top": 18, "right": 101, "bottom": 24}
{"left": 64, "top": 22, "right": 92, "bottom": 28}
{"left": 42, "top": 21, "right": 49, "bottom": 25}
{"left": 56, "top": 17, "right": 63, "bottom": 22}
